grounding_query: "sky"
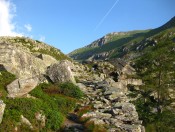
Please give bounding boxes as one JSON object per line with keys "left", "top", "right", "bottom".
{"left": 0, "top": 0, "right": 175, "bottom": 54}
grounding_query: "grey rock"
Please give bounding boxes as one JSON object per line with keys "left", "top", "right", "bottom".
{"left": 0, "top": 100, "right": 6, "bottom": 124}
{"left": 101, "top": 98, "right": 110, "bottom": 105}
{"left": 35, "top": 112, "right": 46, "bottom": 127}
{"left": 81, "top": 112, "right": 97, "bottom": 119}
{"left": 0, "top": 43, "right": 57, "bottom": 79}
{"left": 97, "top": 112, "right": 112, "bottom": 119}
{"left": 93, "top": 102, "right": 103, "bottom": 109}
{"left": 119, "top": 79, "right": 143, "bottom": 86}
{"left": 47, "top": 60, "right": 75, "bottom": 83}
{"left": 113, "top": 103, "right": 123, "bottom": 109}
{"left": 122, "top": 103, "right": 137, "bottom": 113}
{"left": 120, "top": 124, "right": 142, "bottom": 132}
{"left": 88, "top": 118, "right": 105, "bottom": 125}
{"left": 76, "top": 83, "right": 87, "bottom": 93}
{"left": 21, "top": 115, "right": 33, "bottom": 129}
{"left": 104, "top": 87, "right": 124, "bottom": 95}
{"left": 82, "top": 112, "right": 112, "bottom": 119}
{"left": 104, "top": 78, "right": 115, "bottom": 85}
{"left": 111, "top": 108, "right": 123, "bottom": 116}
{"left": 108, "top": 92, "right": 125, "bottom": 101}
{"left": 110, "top": 118, "right": 123, "bottom": 127}
{"left": 7, "top": 77, "right": 39, "bottom": 98}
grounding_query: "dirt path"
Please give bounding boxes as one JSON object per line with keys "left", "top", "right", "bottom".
{"left": 62, "top": 113, "right": 84, "bottom": 132}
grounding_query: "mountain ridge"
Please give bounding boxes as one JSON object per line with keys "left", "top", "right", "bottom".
{"left": 69, "top": 16, "right": 175, "bottom": 61}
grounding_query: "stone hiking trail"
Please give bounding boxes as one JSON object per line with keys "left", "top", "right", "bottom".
{"left": 64, "top": 78, "right": 145, "bottom": 132}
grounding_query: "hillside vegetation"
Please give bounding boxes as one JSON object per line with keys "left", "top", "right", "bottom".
{"left": 0, "top": 75, "right": 83, "bottom": 131}
{"left": 131, "top": 32, "right": 175, "bottom": 131}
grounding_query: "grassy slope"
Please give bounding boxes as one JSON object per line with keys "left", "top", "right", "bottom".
{"left": 0, "top": 71, "right": 83, "bottom": 131}
{"left": 69, "top": 30, "right": 149, "bottom": 60}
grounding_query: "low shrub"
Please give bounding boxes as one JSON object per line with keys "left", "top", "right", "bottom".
{"left": 58, "top": 82, "right": 84, "bottom": 99}
{"left": 0, "top": 81, "right": 84, "bottom": 131}
{"left": 53, "top": 95, "right": 77, "bottom": 114}
{"left": 1, "top": 97, "right": 64, "bottom": 131}
{"left": 30, "top": 83, "right": 77, "bottom": 114}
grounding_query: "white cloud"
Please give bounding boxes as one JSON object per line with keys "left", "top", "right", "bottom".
{"left": 0, "top": 0, "right": 22, "bottom": 36}
{"left": 24, "top": 24, "right": 32, "bottom": 32}
{"left": 39, "top": 35, "right": 45, "bottom": 42}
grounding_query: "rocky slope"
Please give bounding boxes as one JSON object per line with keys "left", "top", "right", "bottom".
{"left": 69, "top": 16, "right": 175, "bottom": 61}
{"left": 0, "top": 36, "right": 145, "bottom": 131}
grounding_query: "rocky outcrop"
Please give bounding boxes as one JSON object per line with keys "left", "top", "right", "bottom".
{"left": 0, "top": 100, "right": 6, "bottom": 124}
{"left": 0, "top": 43, "right": 57, "bottom": 79}
{"left": 7, "top": 77, "right": 39, "bottom": 98}
{"left": 47, "top": 60, "right": 75, "bottom": 83}
{"left": 87, "top": 52, "right": 111, "bottom": 61}
{"left": 0, "top": 41, "right": 75, "bottom": 97}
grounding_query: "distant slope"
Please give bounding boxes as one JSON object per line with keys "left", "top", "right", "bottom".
{"left": 69, "top": 16, "right": 175, "bottom": 61}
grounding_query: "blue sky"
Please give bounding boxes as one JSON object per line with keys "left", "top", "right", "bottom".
{"left": 0, "top": 0, "right": 175, "bottom": 53}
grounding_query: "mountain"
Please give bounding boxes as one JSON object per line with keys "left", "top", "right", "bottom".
{"left": 69, "top": 16, "right": 175, "bottom": 61}
{"left": 0, "top": 17, "right": 174, "bottom": 132}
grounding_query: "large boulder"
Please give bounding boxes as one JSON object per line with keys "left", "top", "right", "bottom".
{"left": 0, "top": 43, "right": 57, "bottom": 79}
{"left": 7, "top": 77, "right": 39, "bottom": 98}
{"left": 0, "top": 100, "right": 6, "bottom": 124}
{"left": 47, "top": 60, "right": 75, "bottom": 83}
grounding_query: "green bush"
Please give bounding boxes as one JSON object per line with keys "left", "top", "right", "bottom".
{"left": 58, "top": 82, "right": 84, "bottom": 99}
{"left": 1, "top": 97, "right": 64, "bottom": 131}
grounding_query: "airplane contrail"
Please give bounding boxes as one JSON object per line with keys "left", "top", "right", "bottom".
{"left": 94, "top": 0, "right": 120, "bottom": 31}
